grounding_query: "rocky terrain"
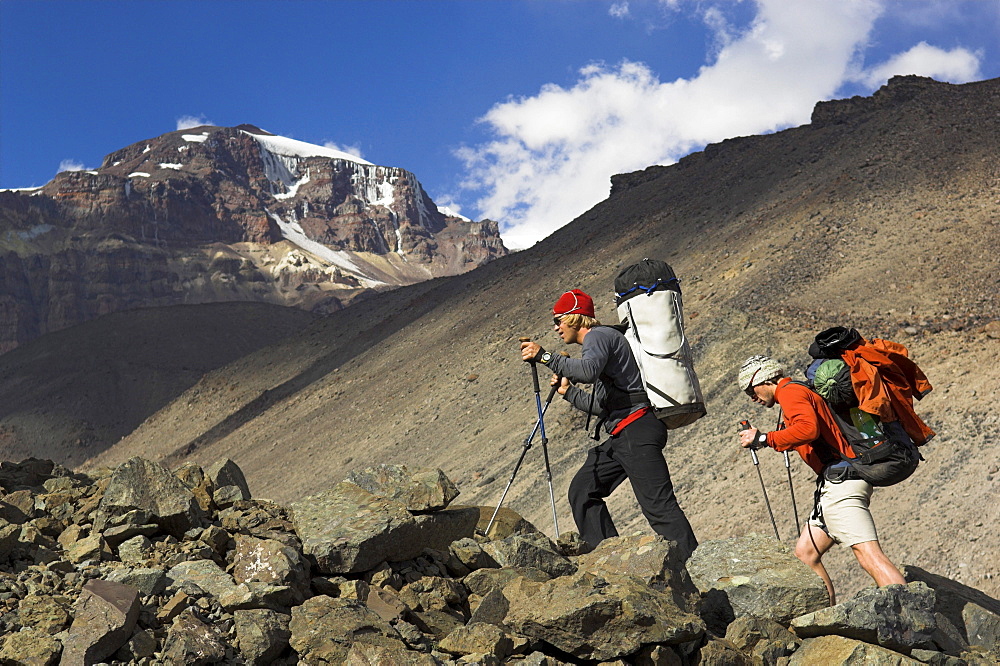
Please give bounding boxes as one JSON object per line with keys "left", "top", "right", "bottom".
{"left": 0, "top": 124, "right": 507, "bottom": 352}
{"left": 0, "top": 457, "right": 996, "bottom": 664}
{"left": 1, "top": 71, "right": 998, "bottom": 627}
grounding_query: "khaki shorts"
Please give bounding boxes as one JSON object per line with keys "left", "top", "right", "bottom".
{"left": 809, "top": 477, "right": 878, "bottom": 547}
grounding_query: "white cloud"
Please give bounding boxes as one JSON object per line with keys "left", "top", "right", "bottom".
{"left": 854, "top": 42, "right": 981, "bottom": 88}
{"left": 176, "top": 114, "right": 213, "bottom": 130}
{"left": 609, "top": 2, "right": 630, "bottom": 19}
{"left": 460, "top": 0, "right": 889, "bottom": 249}
{"left": 58, "top": 159, "right": 85, "bottom": 173}
{"left": 458, "top": 0, "right": 985, "bottom": 250}
{"left": 323, "top": 141, "right": 365, "bottom": 160}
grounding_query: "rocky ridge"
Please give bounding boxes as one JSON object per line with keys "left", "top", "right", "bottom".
{"left": 0, "top": 124, "right": 507, "bottom": 352}
{"left": 0, "top": 457, "right": 997, "bottom": 665}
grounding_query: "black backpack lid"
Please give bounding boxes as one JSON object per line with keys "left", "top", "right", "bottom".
{"left": 615, "top": 258, "right": 681, "bottom": 305}
{"left": 814, "top": 327, "right": 862, "bottom": 358}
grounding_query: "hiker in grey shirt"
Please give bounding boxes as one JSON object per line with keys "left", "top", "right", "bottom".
{"left": 520, "top": 288, "right": 698, "bottom": 558}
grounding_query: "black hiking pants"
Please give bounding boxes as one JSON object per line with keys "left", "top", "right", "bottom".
{"left": 568, "top": 410, "right": 698, "bottom": 559}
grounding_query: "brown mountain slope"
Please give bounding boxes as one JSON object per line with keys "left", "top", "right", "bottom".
{"left": 0, "top": 302, "right": 317, "bottom": 466}
{"left": 37, "top": 75, "right": 1000, "bottom": 600}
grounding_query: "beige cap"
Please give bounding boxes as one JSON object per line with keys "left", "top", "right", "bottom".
{"left": 738, "top": 355, "right": 783, "bottom": 392}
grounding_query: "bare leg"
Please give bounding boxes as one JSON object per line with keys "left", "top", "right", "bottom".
{"left": 851, "top": 540, "right": 906, "bottom": 587}
{"left": 794, "top": 524, "right": 837, "bottom": 605}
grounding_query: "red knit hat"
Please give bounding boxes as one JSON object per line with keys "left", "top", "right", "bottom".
{"left": 553, "top": 289, "right": 595, "bottom": 318}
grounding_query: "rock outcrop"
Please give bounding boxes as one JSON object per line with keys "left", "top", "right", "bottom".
{"left": 0, "top": 457, "right": 997, "bottom": 664}
{"left": 0, "top": 124, "right": 508, "bottom": 352}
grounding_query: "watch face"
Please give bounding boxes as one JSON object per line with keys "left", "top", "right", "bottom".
{"left": 542, "top": 352, "right": 552, "bottom": 362}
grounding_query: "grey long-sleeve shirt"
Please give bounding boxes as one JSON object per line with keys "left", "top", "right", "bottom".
{"left": 542, "top": 326, "right": 649, "bottom": 434}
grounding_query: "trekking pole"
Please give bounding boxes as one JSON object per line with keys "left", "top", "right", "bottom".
{"left": 485, "top": 345, "right": 564, "bottom": 537}
{"left": 520, "top": 337, "right": 560, "bottom": 538}
{"left": 740, "top": 419, "right": 780, "bottom": 540}
{"left": 784, "top": 451, "right": 801, "bottom": 533}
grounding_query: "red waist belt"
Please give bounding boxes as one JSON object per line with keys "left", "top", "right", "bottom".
{"left": 610, "top": 407, "right": 650, "bottom": 436}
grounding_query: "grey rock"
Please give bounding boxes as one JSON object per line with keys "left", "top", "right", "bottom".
{"left": 697, "top": 637, "right": 752, "bottom": 665}
{"left": 161, "top": 607, "right": 228, "bottom": 664}
{"left": 463, "top": 566, "right": 551, "bottom": 598}
{"left": 687, "top": 535, "right": 829, "bottom": 633}
{"left": 789, "top": 634, "right": 924, "bottom": 665}
{"left": 346, "top": 463, "right": 460, "bottom": 512}
{"left": 439, "top": 622, "right": 515, "bottom": 659}
{"left": 903, "top": 565, "right": 1000, "bottom": 650}
{"left": 501, "top": 571, "right": 704, "bottom": 661}
{"left": 0, "top": 627, "right": 63, "bottom": 665}
{"left": 576, "top": 534, "right": 699, "bottom": 613}
{"left": 345, "top": 643, "right": 441, "bottom": 665}
{"left": 105, "top": 566, "right": 167, "bottom": 596}
{"left": 234, "top": 608, "right": 291, "bottom": 666}
{"left": 791, "top": 582, "right": 938, "bottom": 654}
{"left": 450, "top": 537, "right": 496, "bottom": 572}
{"left": 205, "top": 458, "right": 252, "bottom": 503}
{"left": 482, "top": 532, "right": 576, "bottom": 578}
{"left": 232, "top": 533, "right": 310, "bottom": 593}
{"left": 289, "top": 595, "right": 406, "bottom": 664}
{"left": 290, "top": 481, "right": 419, "bottom": 574}
{"left": 725, "top": 615, "right": 801, "bottom": 664}
{"left": 413, "top": 506, "right": 480, "bottom": 552}
{"left": 116, "top": 534, "right": 153, "bottom": 566}
{"left": 60, "top": 579, "right": 141, "bottom": 666}
{"left": 94, "top": 457, "right": 204, "bottom": 538}
{"left": 471, "top": 505, "right": 541, "bottom": 540}
{"left": 469, "top": 588, "right": 510, "bottom": 626}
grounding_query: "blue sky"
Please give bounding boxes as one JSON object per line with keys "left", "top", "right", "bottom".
{"left": 1, "top": 1, "right": 997, "bottom": 248}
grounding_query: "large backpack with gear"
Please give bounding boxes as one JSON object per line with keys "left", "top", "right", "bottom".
{"left": 614, "top": 259, "right": 706, "bottom": 429}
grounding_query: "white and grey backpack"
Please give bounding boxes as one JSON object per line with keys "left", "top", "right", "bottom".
{"left": 615, "top": 259, "right": 706, "bottom": 429}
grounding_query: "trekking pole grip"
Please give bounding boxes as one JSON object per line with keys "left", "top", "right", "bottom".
{"left": 519, "top": 337, "right": 542, "bottom": 393}
{"left": 739, "top": 419, "right": 760, "bottom": 465}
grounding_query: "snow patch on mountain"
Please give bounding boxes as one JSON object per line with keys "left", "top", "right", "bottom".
{"left": 265, "top": 208, "right": 385, "bottom": 287}
{"left": 243, "top": 131, "right": 372, "bottom": 166}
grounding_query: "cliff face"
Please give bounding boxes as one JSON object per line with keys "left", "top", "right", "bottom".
{"left": 0, "top": 125, "right": 507, "bottom": 352}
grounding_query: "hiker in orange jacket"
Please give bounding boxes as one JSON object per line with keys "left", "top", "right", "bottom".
{"left": 737, "top": 355, "right": 905, "bottom": 605}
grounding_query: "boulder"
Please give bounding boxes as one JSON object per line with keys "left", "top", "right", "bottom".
{"left": 206, "top": 458, "right": 252, "bottom": 508}
{"left": 291, "top": 482, "right": 417, "bottom": 574}
{"left": 60, "top": 579, "right": 141, "bottom": 665}
{"left": 345, "top": 643, "right": 440, "bottom": 665}
{"left": 687, "top": 535, "right": 829, "bottom": 633}
{"left": 576, "top": 534, "right": 699, "bottom": 612}
{"left": 902, "top": 565, "right": 1000, "bottom": 650}
{"left": 0, "top": 627, "right": 62, "bottom": 665}
{"left": 482, "top": 532, "right": 576, "bottom": 578}
{"left": 233, "top": 608, "right": 291, "bottom": 666}
{"left": 501, "top": 571, "right": 704, "bottom": 661}
{"left": 346, "top": 464, "right": 460, "bottom": 511}
{"left": 93, "top": 457, "right": 204, "bottom": 538}
{"left": 439, "top": 622, "right": 516, "bottom": 659}
{"left": 289, "top": 595, "right": 406, "bottom": 664}
{"left": 697, "top": 637, "right": 752, "bottom": 665}
{"left": 789, "top": 634, "right": 924, "bottom": 665}
{"left": 232, "top": 533, "right": 310, "bottom": 592}
{"left": 105, "top": 566, "right": 168, "bottom": 596}
{"left": 290, "top": 481, "right": 476, "bottom": 574}
{"left": 463, "top": 566, "right": 552, "bottom": 598}
{"left": 174, "top": 462, "right": 214, "bottom": 513}
{"left": 791, "top": 582, "right": 938, "bottom": 654}
{"left": 725, "top": 615, "right": 801, "bottom": 663}
{"left": 17, "top": 594, "right": 72, "bottom": 635}
{"left": 470, "top": 505, "right": 541, "bottom": 539}
{"left": 161, "top": 607, "right": 228, "bottom": 664}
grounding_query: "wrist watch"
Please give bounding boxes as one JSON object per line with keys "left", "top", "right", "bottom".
{"left": 540, "top": 351, "right": 553, "bottom": 364}
{"left": 755, "top": 432, "right": 767, "bottom": 448}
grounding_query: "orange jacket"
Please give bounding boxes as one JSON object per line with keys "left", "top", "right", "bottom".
{"left": 841, "top": 338, "right": 935, "bottom": 445}
{"left": 768, "top": 378, "right": 853, "bottom": 475}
